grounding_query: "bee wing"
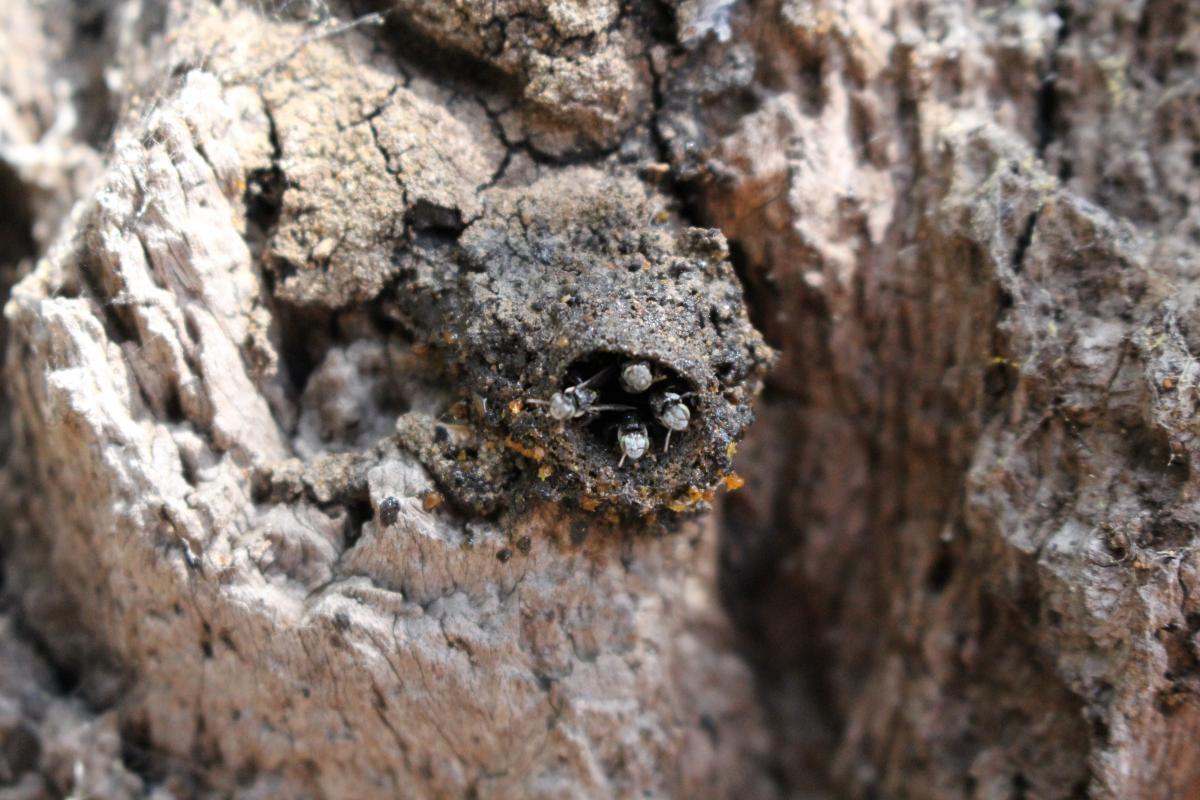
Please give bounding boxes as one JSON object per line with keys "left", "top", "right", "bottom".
{"left": 576, "top": 363, "right": 617, "bottom": 389}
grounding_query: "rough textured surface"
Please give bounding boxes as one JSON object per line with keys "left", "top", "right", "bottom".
{"left": 1, "top": 2, "right": 774, "bottom": 797}
{"left": 0, "top": 615, "right": 148, "bottom": 799}
{"left": 2, "top": 0, "right": 1199, "bottom": 798}
{"left": 676, "top": 1, "right": 1200, "bottom": 798}
{"left": 371, "top": 0, "right": 644, "bottom": 152}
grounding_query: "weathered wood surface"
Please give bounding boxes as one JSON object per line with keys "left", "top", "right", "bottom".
{"left": 1, "top": 0, "right": 1198, "bottom": 798}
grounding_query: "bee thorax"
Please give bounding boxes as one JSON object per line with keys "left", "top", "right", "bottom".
{"left": 573, "top": 385, "right": 598, "bottom": 408}
{"left": 620, "top": 361, "right": 654, "bottom": 393}
{"left": 652, "top": 392, "right": 691, "bottom": 432}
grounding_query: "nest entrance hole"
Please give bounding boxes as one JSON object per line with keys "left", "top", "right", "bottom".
{"left": 561, "top": 351, "right": 695, "bottom": 462}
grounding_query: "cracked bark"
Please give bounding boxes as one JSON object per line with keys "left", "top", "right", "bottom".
{"left": 1, "top": 0, "right": 1199, "bottom": 798}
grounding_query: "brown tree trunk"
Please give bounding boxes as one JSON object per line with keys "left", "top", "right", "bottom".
{"left": 1, "top": 0, "right": 1197, "bottom": 798}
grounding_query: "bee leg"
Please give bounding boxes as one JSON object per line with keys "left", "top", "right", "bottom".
{"left": 663, "top": 429, "right": 672, "bottom": 454}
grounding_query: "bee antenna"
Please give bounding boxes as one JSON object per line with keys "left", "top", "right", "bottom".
{"left": 577, "top": 363, "right": 617, "bottom": 389}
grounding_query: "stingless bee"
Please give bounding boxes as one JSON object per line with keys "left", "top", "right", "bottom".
{"left": 614, "top": 415, "right": 650, "bottom": 467}
{"left": 619, "top": 361, "right": 655, "bottom": 393}
{"left": 650, "top": 391, "right": 691, "bottom": 453}
{"left": 526, "top": 366, "right": 632, "bottom": 421}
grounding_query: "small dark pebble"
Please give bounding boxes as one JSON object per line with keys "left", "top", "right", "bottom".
{"left": 378, "top": 496, "right": 401, "bottom": 526}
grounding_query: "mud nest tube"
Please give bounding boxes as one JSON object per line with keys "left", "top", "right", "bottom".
{"left": 389, "top": 172, "right": 774, "bottom": 516}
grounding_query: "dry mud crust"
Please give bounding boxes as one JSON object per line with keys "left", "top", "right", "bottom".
{"left": 390, "top": 169, "right": 773, "bottom": 516}
{"left": 229, "top": 6, "right": 774, "bottom": 517}
{"left": 237, "top": 7, "right": 773, "bottom": 515}
{"left": 373, "top": 0, "right": 649, "bottom": 152}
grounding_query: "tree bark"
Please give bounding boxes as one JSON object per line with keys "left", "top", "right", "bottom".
{"left": 1, "top": 0, "right": 1198, "bottom": 798}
